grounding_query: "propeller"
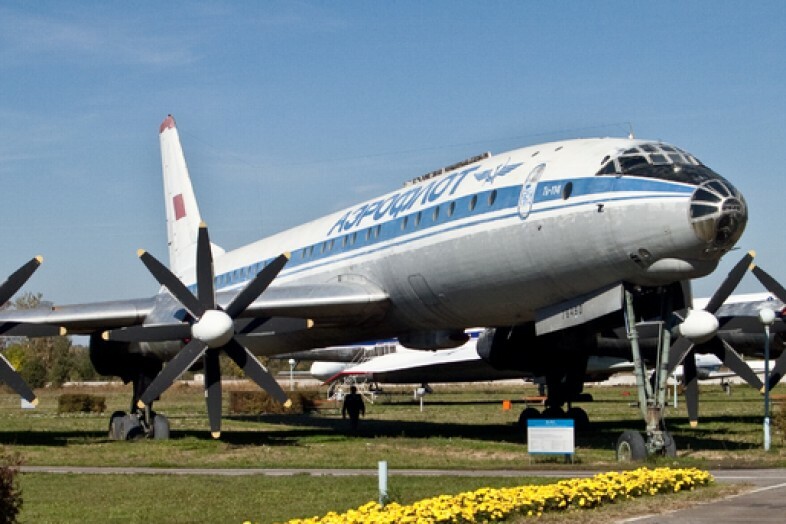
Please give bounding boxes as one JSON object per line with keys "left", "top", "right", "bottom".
{"left": 104, "top": 223, "right": 305, "bottom": 438}
{"left": 667, "top": 251, "right": 763, "bottom": 427}
{"left": 749, "top": 263, "right": 786, "bottom": 390}
{"left": 0, "top": 256, "right": 65, "bottom": 406}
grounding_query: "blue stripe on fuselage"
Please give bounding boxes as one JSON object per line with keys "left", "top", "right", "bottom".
{"left": 189, "top": 176, "right": 694, "bottom": 294}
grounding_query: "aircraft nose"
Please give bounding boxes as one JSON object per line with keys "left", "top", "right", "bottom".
{"left": 689, "top": 179, "right": 747, "bottom": 250}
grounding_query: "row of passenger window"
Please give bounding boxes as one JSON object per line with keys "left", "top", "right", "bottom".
{"left": 298, "top": 189, "right": 500, "bottom": 262}
{"left": 209, "top": 188, "right": 505, "bottom": 291}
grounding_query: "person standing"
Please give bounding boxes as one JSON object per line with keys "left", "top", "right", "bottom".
{"left": 342, "top": 385, "right": 365, "bottom": 432}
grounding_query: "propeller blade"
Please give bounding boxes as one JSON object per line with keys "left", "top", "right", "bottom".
{"left": 767, "top": 352, "right": 786, "bottom": 390}
{"left": 204, "top": 348, "right": 222, "bottom": 438}
{"left": 0, "top": 353, "right": 37, "bottom": 405}
{"left": 235, "top": 317, "right": 313, "bottom": 336}
{"left": 0, "top": 256, "right": 43, "bottom": 306}
{"left": 223, "top": 339, "right": 290, "bottom": 405}
{"left": 138, "top": 250, "right": 205, "bottom": 319}
{"left": 102, "top": 323, "right": 192, "bottom": 343}
{"left": 224, "top": 253, "right": 290, "bottom": 319}
{"left": 704, "top": 251, "right": 755, "bottom": 314}
{"left": 138, "top": 339, "right": 206, "bottom": 408}
{"left": 0, "top": 323, "right": 64, "bottom": 337}
{"left": 196, "top": 224, "right": 216, "bottom": 309}
{"left": 683, "top": 352, "right": 699, "bottom": 427}
{"left": 751, "top": 265, "right": 786, "bottom": 304}
{"left": 666, "top": 337, "right": 694, "bottom": 375}
{"left": 716, "top": 339, "right": 764, "bottom": 391}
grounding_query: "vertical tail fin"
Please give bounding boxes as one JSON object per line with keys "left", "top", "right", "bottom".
{"left": 159, "top": 115, "right": 223, "bottom": 276}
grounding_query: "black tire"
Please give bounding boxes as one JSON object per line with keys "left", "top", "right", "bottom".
{"left": 120, "top": 414, "right": 144, "bottom": 441}
{"left": 616, "top": 430, "right": 647, "bottom": 462}
{"left": 566, "top": 407, "right": 590, "bottom": 432}
{"left": 518, "top": 407, "right": 541, "bottom": 429}
{"left": 661, "top": 431, "right": 677, "bottom": 457}
{"left": 108, "top": 411, "right": 126, "bottom": 440}
{"left": 153, "top": 414, "right": 170, "bottom": 440}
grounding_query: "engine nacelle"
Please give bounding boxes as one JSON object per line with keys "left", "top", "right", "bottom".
{"left": 89, "top": 332, "right": 162, "bottom": 384}
{"left": 476, "top": 325, "right": 538, "bottom": 372}
{"left": 398, "top": 329, "right": 469, "bottom": 350}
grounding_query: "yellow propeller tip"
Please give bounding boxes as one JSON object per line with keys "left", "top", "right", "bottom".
{"left": 282, "top": 251, "right": 291, "bottom": 260}
{"left": 136, "top": 400, "right": 146, "bottom": 409}
{"left": 30, "top": 398, "right": 39, "bottom": 407}
{"left": 284, "top": 399, "right": 293, "bottom": 409}
{"left": 200, "top": 221, "right": 208, "bottom": 228}
{"left": 760, "top": 387, "right": 767, "bottom": 394}
{"left": 101, "top": 331, "right": 110, "bottom": 341}
{"left": 137, "top": 249, "right": 146, "bottom": 257}
{"left": 306, "top": 319, "right": 314, "bottom": 329}
{"left": 750, "top": 263, "right": 757, "bottom": 271}
{"left": 689, "top": 420, "right": 698, "bottom": 428}
{"left": 211, "top": 431, "right": 221, "bottom": 439}
{"left": 34, "top": 255, "right": 44, "bottom": 264}
{"left": 749, "top": 250, "right": 756, "bottom": 258}
{"left": 59, "top": 327, "right": 68, "bottom": 336}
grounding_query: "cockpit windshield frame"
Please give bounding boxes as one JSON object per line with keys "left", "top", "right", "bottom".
{"left": 595, "top": 142, "right": 729, "bottom": 186}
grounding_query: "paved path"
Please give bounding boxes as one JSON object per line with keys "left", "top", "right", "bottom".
{"left": 622, "top": 469, "right": 786, "bottom": 523}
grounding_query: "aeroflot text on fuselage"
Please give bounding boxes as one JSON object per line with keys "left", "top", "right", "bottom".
{"left": 327, "top": 161, "right": 523, "bottom": 235}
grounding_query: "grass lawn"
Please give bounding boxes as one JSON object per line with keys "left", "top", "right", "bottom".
{"left": 0, "top": 380, "right": 781, "bottom": 522}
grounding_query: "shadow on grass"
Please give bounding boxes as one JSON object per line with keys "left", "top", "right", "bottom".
{"left": 0, "top": 411, "right": 766, "bottom": 453}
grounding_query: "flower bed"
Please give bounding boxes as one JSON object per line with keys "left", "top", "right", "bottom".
{"left": 273, "top": 467, "right": 713, "bottom": 523}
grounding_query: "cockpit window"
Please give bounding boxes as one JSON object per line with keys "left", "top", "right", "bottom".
{"left": 595, "top": 142, "right": 720, "bottom": 185}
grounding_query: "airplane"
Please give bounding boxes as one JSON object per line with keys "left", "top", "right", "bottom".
{"left": 0, "top": 114, "right": 761, "bottom": 456}
{"left": 305, "top": 331, "right": 632, "bottom": 393}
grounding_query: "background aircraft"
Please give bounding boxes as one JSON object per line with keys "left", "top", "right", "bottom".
{"left": 0, "top": 115, "right": 757, "bottom": 458}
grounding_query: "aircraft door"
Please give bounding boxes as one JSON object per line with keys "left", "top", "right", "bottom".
{"left": 518, "top": 163, "right": 546, "bottom": 219}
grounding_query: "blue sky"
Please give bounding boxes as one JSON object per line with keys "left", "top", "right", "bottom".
{"left": 1, "top": 1, "right": 784, "bottom": 305}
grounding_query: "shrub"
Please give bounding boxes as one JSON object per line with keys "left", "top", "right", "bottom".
{"left": 229, "top": 390, "right": 319, "bottom": 415}
{"left": 57, "top": 393, "right": 106, "bottom": 414}
{"left": 0, "top": 449, "right": 22, "bottom": 524}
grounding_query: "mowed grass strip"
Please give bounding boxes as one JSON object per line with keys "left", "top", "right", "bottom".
{"left": 18, "top": 472, "right": 742, "bottom": 524}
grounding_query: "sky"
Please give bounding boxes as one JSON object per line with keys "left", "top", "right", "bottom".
{"left": 0, "top": 1, "right": 785, "bottom": 306}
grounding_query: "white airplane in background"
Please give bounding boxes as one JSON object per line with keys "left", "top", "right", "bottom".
{"left": 307, "top": 330, "right": 632, "bottom": 389}
{"left": 0, "top": 114, "right": 769, "bottom": 457}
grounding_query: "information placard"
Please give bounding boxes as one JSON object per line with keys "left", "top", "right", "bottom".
{"left": 527, "top": 418, "right": 574, "bottom": 455}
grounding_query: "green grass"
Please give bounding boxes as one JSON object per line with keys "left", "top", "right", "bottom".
{"left": 0, "top": 381, "right": 780, "bottom": 522}
{"left": 19, "top": 473, "right": 557, "bottom": 523}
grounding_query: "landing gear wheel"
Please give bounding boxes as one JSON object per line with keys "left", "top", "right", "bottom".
{"left": 616, "top": 430, "right": 647, "bottom": 462}
{"left": 566, "top": 407, "right": 590, "bottom": 432}
{"left": 152, "top": 414, "right": 170, "bottom": 440}
{"left": 108, "top": 411, "right": 127, "bottom": 440}
{"left": 661, "top": 431, "right": 677, "bottom": 457}
{"left": 518, "top": 407, "right": 540, "bottom": 430}
{"left": 121, "top": 414, "right": 144, "bottom": 440}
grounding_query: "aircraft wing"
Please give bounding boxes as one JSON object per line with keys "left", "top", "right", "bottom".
{"left": 0, "top": 281, "right": 390, "bottom": 335}
{"left": 236, "top": 281, "right": 390, "bottom": 324}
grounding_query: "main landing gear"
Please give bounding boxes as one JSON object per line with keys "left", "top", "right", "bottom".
{"left": 108, "top": 408, "right": 170, "bottom": 441}
{"left": 107, "top": 373, "right": 171, "bottom": 440}
{"left": 518, "top": 401, "right": 591, "bottom": 433}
